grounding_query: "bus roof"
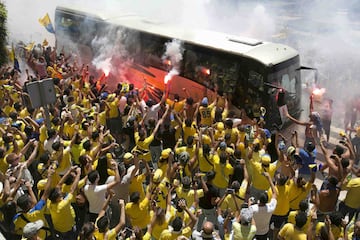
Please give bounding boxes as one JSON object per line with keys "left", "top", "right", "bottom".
{"left": 56, "top": 6, "right": 299, "bottom": 66}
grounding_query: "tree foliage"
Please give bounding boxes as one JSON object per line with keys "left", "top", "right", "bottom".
{"left": 0, "top": 1, "right": 7, "bottom": 67}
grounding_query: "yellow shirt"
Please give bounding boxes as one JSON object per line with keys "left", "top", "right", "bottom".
{"left": 14, "top": 200, "right": 49, "bottom": 239}
{"left": 343, "top": 177, "right": 360, "bottom": 209}
{"left": 125, "top": 197, "right": 150, "bottom": 229}
{"left": 220, "top": 179, "right": 248, "bottom": 211}
{"left": 199, "top": 103, "right": 215, "bottom": 127}
{"left": 224, "top": 127, "right": 239, "bottom": 144}
{"left": 107, "top": 99, "right": 119, "bottom": 118}
{"left": 182, "top": 122, "right": 197, "bottom": 143}
{"left": 270, "top": 184, "right": 290, "bottom": 216}
{"left": 150, "top": 210, "right": 171, "bottom": 240}
{"left": 288, "top": 210, "right": 311, "bottom": 232}
{"left": 63, "top": 122, "right": 76, "bottom": 139}
{"left": 212, "top": 155, "right": 234, "bottom": 189}
{"left": 47, "top": 193, "right": 76, "bottom": 233}
{"left": 198, "top": 148, "right": 214, "bottom": 172}
{"left": 134, "top": 132, "right": 153, "bottom": 162}
{"left": 250, "top": 160, "right": 280, "bottom": 191}
{"left": 278, "top": 223, "right": 306, "bottom": 240}
{"left": 93, "top": 227, "right": 117, "bottom": 240}
{"left": 175, "top": 187, "right": 204, "bottom": 208}
{"left": 288, "top": 180, "right": 312, "bottom": 210}
{"left": 129, "top": 174, "right": 146, "bottom": 200}
{"left": 159, "top": 226, "right": 192, "bottom": 240}
{"left": 166, "top": 99, "right": 185, "bottom": 113}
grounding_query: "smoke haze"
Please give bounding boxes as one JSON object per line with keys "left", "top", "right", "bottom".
{"left": 5, "top": 0, "right": 360, "bottom": 127}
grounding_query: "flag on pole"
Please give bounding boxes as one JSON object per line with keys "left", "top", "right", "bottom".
{"left": 25, "top": 42, "right": 35, "bottom": 52}
{"left": 38, "top": 13, "right": 55, "bottom": 34}
{"left": 9, "top": 43, "right": 15, "bottom": 62}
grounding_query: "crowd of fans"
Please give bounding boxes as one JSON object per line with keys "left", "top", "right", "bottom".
{"left": 0, "top": 43, "right": 359, "bottom": 240}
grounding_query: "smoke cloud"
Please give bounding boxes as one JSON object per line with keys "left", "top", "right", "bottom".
{"left": 162, "top": 39, "right": 184, "bottom": 84}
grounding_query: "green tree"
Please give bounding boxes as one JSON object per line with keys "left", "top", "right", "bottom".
{"left": 0, "top": 1, "right": 7, "bottom": 67}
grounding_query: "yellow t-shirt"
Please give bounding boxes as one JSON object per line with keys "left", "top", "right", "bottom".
{"left": 175, "top": 187, "right": 204, "bottom": 208}
{"left": 93, "top": 227, "right": 117, "bottom": 240}
{"left": 224, "top": 127, "right": 239, "bottom": 144}
{"left": 134, "top": 132, "right": 154, "bottom": 162}
{"left": 250, "top": 160, "right": 280, "bottom": 191}
{"left": 47, "top": 193, "right": 76, "bottom": 233}
{"left": 270, "top": 184, "right": 290, "bottom": 216}
{"left": 150, "top": 210, "right": 171, "bottom": 240}
{"left": 14, "top": 200, "right": 50, "bottom": 239}
{"left": 182, "top": 122, "right": 197, "bottom": 143}
{"left": 107, "top": 99, "right": 119, "bottom": 118}
{"left": 278, "top": 223, "right": 306, "bottom": 240}
{"left": 198, "top": 148, "right": 214, "bottom": 172}
{"left": 166, "top": 99, "right": 185, "bottom": 113}
{"left": 343, "top": 177, "right": 360, "bottom": 209}
{"left": 129, "top": 174, "right": 146, "bottom": 200}
{"left": 288, "top": 180, "right": 312, "bottom": 210}
{"left": 288, "top": 210, "right": 311, "bottom": 232}
{"left": 159, "top": 226, "right": 192, "bottom": 240}
{"left": 212, "top": 155, "right": 234, "bottom": 189}
{"left": 220, "top": 180, "right": 248, "bottom": 211}
{"left": 125, "top": 197, "right": 150, "bottom": 229}
{"left": 199, "top": 103, "right": 215, "bottom": 127}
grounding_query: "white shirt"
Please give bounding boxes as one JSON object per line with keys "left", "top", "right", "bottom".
{"left": 249, "top": 198, "right": 277, "bottom": 235}
{"left": 84, "top": 184, "right": 108, "bottom": 214}
{"left": 140, "top": 100, "right": 161, "bottom": 125}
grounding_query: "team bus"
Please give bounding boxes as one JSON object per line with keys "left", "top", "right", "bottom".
{"left": 54, "top": 6, "right": 302, "bottom": 128}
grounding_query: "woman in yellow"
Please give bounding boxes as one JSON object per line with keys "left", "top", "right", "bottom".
{"left": 93, "top": 193, "right": 126, "bottom": 240}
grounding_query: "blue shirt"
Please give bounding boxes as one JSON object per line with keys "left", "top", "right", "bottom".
{"left": 298, "top": 148, "right": 316, "bottom": 175}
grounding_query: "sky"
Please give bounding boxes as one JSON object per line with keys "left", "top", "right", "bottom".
{"left": 4, "top": 0, "right": 360, "bottom": 127}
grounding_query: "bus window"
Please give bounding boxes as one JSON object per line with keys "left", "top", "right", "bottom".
{"left": 183, "top": 48, "right": 239, "bottom": 93}
{"left": 141, "top": 34, "right": 168, "bottom": 70}
{"left": 281, "top": 74, "right": 296, "bottom": 97}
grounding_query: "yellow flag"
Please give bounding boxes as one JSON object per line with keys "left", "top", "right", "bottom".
{"left": 38, "top": 13, "right": 55, "bottom": 34}
{"left": 25, "top": 42, "right": 35, "bottom": 52}
{"left": 42, "top": 39, "right": 48, "bottom": 47}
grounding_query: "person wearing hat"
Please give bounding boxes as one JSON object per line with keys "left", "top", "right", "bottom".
{"left": 198, "top": 96, "right": 217, "bottom": 127}
{"left": 229, "top": 207, "right": 257, "bottom": 240}
{"left": 14, "top": 167, "right": 54, "bottom": 239}
{"left": 22, "top": 220, "right": 44, "bottom": 240}
{"left": 249, "top": 153, "right": 282, "bottom": 201}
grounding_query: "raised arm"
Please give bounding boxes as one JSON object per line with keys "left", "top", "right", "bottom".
{"left": 264, "top": 172, "right": 277, "bottom": 199}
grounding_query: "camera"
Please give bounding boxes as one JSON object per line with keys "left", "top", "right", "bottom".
{"left": 226, "top": 188, "right": 235, "bottom": 194}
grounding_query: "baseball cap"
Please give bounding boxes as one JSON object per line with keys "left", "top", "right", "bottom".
{"left": 201, "top": 97, "right": 208, "bottom": 106}
{"left": 261, "top": 154, "right": 271, "bottom": 165}
{"left": 287, "top": 146, "right": 296, "bottom": 156}
{"left": 123, "top": 152, "right": 134, "bottom": 164}
{"left": 178, "top": 151, "right": 190, "bottom": 165}
{"left": 219, "top": 141, "right": 227, "bottom": 150}
{"left": 153, "top": 169, "right": 163, "bottom": 183}
{"left": 217, "top": 122, "right": 224, "bottom": 131}
{"left": 161, "top": 148, "right": 172, "bottom": 159}
{"left": 23, "top": 220, "right": 44, "bottom": 238}
{"left": 240, "top": 208, "right": 253, "bottom": 224}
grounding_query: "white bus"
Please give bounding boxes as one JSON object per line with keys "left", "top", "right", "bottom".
{"left": 55, "top": 6, "right": 302, "bottom": 128}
